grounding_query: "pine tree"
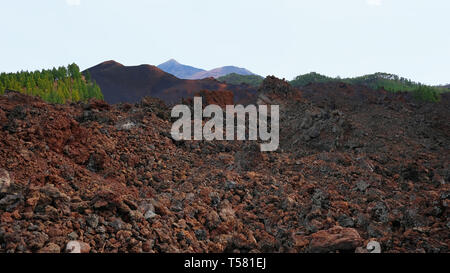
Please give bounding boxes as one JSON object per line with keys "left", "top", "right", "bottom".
{"left": 0, "top": 63, "right": 103, "bottom": 104}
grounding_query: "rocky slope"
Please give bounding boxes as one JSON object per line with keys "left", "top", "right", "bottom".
{"left": 0, "top": 77, "right": 448, "bottom": 253}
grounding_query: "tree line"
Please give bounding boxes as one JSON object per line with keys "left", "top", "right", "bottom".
{"left": 217, "top": 73, "right": 264, "bottom": 87}
{"left": 290, "top": 72, "right": 445, "bottom": 102}
{"left": 0, "top": 63, "right": 103, "bottom": 104}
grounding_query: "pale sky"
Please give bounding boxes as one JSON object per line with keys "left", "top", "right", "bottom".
{"left": 1, "top": 0, "right": 449, "bottom": 85}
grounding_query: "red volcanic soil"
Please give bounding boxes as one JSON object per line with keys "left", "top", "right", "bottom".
{"left": 183, "top": 90, "right": 235, "bottom": 108}
{"left": 86, "top": 61, "right": 257, "bottom": 105}
{"left": 0, "top": 78, "right": 449, "bottom": 253}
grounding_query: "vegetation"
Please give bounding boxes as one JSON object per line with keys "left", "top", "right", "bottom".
{"left": 290, "top": 72, "right": 447, "bottom": 102}
{"left": 290, "top": 72, "right": 335, "bottom": 87}
{"left": 412, "top": 85, "right": 441, "bottom": 102}
{"left": 217, "top": 73, "right": 264, "bottom": 87}
{"left": 0, "top": 63, "right": 103, "bottom": 104}
{"left": 344, "top": 73, "right": 418, "bottom": 92}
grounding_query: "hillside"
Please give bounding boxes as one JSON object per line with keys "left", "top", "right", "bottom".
{"left": 290, "top": 72, "right": 447, "bottom": 102}
{"left": 189, "top": 66, "right": 256, "bottom": 80}
{"left": 157, "top": 59, "right": 205, "bottom": 79}
{"left": 86, "top": 60, "right": 257, "bottom": 105}
{"left": 291, "top": 72, "right": 418, "bottom": 91}
{"left": 217, "top": 73, "right": 264, "bottom": 87}
{"left": 0, "top": 64, "right": 103, "bottom": 104}
{"left": 290, "top": 72, "right": 335, "bottom": 87}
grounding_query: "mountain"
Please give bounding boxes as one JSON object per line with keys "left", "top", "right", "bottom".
{"left": 85, "top": 60, "right": 257, "bottom": 104}
{"left": 157, "top": 59, "right": 205, "bottom": 79}
{"left": 157, "top": 59, "right": 257, "bottom": 80}
{"left": 188, "top": 66, "right": 256, "bottom": 79}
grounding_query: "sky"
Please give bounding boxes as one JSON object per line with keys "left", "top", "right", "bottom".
{"left": 1, "top": 0, "right": 449, "bottom": 85}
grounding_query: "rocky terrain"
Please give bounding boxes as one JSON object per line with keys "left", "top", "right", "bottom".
{"left": 0, "top": 77, "right": 449, "bottom": 253}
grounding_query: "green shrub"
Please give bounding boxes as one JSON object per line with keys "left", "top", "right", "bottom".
{"left": 217, "top": 73, "right": 264, "bottom": 87}
{"left": 412, "top": 85, "right": 441, "bottom": 102}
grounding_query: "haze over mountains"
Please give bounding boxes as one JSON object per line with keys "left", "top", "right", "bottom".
{"left": 157, "top": 59, "right": 257, "bottom": 80}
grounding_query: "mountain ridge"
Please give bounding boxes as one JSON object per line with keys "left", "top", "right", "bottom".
{"left": 157, "top": 59, "right": 205, "bottom": 79}
{"left": 157, "top": 59, "right": 258, "bottom": 80}
{"left": 188, "top": 65, "right": 255, "bottom": 80}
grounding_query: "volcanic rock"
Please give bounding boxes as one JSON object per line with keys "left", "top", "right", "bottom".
{"left": 308, "top": 226, "right": 363, "bottom": 253}
{"left": 0, "top": 169, "right": 11, "bottom": 193}
{"left": 0, "top": 78, "right": 449, "bottom": 253}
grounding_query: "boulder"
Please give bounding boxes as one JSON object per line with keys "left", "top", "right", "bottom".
{"left": 66, "top": 241, "right": 91, "bottom": 253}
{"left": 0, "top": 169, "right": 11, "bottom": 193}
{"left": 308, "top": 226, "right": 363, "bottom": 253}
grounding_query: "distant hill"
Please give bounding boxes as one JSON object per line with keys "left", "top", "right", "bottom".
{"left": 290, "top": 72, "right": 447, "bottom": 102}
{"left": 291, "top": 72, "right": 448, "bottom": 93}
{"left": 189, "top": 66, "right": 256, "bottom": 80}
{"left": 343, "top": 73, "right": 420, "bottom": 92}
{"left": 217, "top": 73, "right": 264, "bottom": 87}
{"left": 85, "top": 60, "right": 257, "bottom": 104}
{"left": 157, "top": 59, "right": 258, "bottom": 80}
{"left": 290, "top": 72, "right": 335, "bottom": 87}
{"left": 157, "top": 59, "right": 205, "bottom": 79}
